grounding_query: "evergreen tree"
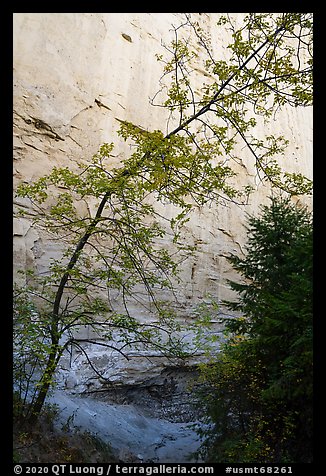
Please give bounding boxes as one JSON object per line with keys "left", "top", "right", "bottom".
{"left": 198, "top": 196, "right": 313, "bottom": 463}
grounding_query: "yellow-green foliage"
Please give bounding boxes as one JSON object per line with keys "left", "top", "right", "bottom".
{"left": 14, "top": 13, "right": 313, "bottom": 421}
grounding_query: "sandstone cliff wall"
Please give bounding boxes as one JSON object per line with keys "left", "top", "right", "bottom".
{"left": 13, "top": 14, "right": 313, "bottom": 386}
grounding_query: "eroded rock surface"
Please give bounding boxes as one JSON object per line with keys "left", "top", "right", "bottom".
{"left": 50, "top": 366, "right": 206, "bottom": 463}
{"left": 14, "top": 14, "right": 313, "bottom": 461}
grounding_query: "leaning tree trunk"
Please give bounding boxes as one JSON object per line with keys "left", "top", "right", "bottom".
{"left": 28, "top": 342, "right": 60, "bottom": 422}
{"left": 28, "top": 193, "right": 111, "bottom": 421}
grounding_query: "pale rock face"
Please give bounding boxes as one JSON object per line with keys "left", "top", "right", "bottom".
{"left": 13, "top": 13, "right": 313, "bottom": 388}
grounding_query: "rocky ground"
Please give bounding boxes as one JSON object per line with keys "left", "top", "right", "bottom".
{"left": 46, "top": 367, "right": 206, "bottom": 463}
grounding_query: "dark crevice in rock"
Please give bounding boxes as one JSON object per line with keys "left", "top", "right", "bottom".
{"left": 82, "top": 366, "right": 204, "bottom": 423}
